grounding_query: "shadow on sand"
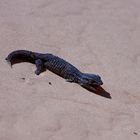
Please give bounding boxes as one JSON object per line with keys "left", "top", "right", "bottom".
{"left": 81, "top": 85, "right": 112, "bottom": 99}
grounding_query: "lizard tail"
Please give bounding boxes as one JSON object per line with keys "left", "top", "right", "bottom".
{"left": 5, "top": 50, "right": 36, "bottom": 67}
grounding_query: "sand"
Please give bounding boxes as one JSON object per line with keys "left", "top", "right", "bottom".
{"left": 0, "top": 0, "right": 140, "bottom": 139}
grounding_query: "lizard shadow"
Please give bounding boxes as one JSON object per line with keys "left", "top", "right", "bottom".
{"left": 81, "top": 85, "right": 112, "bottom": 99}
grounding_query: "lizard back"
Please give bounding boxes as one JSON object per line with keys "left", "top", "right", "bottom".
{"left": 43, "top": 54, "right": 81, "bottom": 82}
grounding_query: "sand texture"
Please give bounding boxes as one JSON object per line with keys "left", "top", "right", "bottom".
{"left": 0, "top": 0, "right": 140, "bottom": 139}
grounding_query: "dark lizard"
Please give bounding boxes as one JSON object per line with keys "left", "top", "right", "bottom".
{"left": 5, "top": 50, "right": 103, "bottom": 88}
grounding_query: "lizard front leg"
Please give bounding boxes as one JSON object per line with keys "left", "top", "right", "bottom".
{"left": 35, "top": 59, "right": 44, "bottom": 75}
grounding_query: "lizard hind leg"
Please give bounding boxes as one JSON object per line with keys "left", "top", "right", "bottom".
{"left": 35, "top": 59, "right": 45, "bottom": 75}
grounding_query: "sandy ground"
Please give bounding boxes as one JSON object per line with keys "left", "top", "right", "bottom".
{"left": 0, "top": 0, "right": 140, "bottom": 139}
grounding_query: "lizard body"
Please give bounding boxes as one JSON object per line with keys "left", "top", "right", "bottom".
{"left": 6, "top": 50, "right": 103, "bottom": 86}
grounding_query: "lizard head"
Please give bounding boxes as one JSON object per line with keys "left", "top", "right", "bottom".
{"left": 80, "top": 73, "right": 103, "bottom": 86}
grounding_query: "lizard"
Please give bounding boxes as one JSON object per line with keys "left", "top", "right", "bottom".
{"left": 5, "top": 50, "right": 103, "bottom": 88}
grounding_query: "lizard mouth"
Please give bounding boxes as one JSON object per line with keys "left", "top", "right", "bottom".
{"left": 90, "top": 81, "right": 103, "bottom": 86}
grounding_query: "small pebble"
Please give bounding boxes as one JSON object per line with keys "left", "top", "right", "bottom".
{"left": 21, "top": 77, "right": 25, "bottom": 80}
{"left": 49, "top": 82, "right": 52, "bottom": 85}
{"left": 133, "top": 132, "right": 138, "bottom": 135}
